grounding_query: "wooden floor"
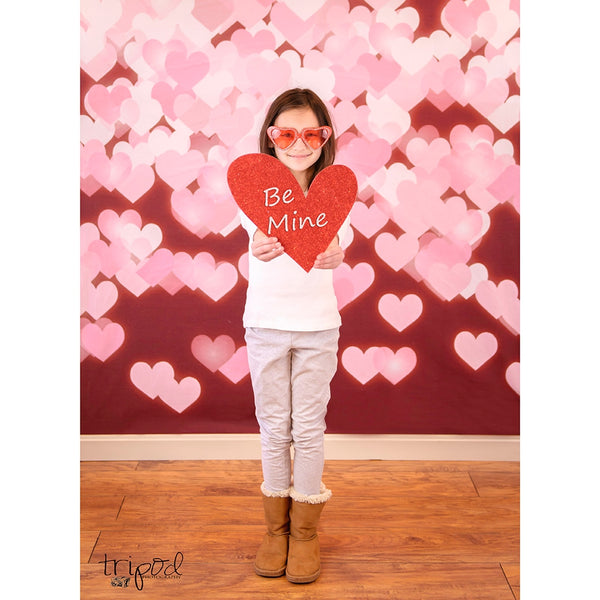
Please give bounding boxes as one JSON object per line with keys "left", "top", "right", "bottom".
{"left": 81, "top": 460, "right": 519, "bottom": 599}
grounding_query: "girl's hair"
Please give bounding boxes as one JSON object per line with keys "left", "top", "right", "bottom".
{"left": 259, "top": 88, "right": 336, "bottom": 186}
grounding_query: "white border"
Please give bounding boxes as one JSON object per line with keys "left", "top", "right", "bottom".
{"left": 80, "top": 434, "right": 519, "bottom": 461}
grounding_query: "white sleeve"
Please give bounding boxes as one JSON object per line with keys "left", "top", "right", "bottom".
{"left": 337, "top": 214, "right": 353, "bottom": 249}
{"left": 239, "top": 210, "right": 257, "bottom": 240}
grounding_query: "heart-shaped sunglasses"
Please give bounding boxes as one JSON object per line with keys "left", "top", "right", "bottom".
{"left": 267, "top": 125, "right": 332, "bottom": 150}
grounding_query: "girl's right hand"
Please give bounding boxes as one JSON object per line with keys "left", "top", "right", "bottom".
{"left": 251, "top": 229, "right": 284, "bottom": 262}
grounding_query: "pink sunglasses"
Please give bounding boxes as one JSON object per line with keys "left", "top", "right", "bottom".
{"left": 267, "top": 125, "right": 332, "bottom": 150}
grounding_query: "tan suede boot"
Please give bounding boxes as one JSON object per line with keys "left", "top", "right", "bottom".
{"left": 254, "top": 483, "right": 291, "bottom": 578}
{"left": 286, "top": 485, "right": 332, "bottom": 584}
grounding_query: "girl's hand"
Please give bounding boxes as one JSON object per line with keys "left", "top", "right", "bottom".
{"left": 314, "top": 237, "right": 344, "bottom": 270}
{"left": 251, "top": 229, "right": 284, "bottom": 262}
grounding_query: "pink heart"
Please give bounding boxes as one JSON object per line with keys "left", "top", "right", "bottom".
{"left": 442, "top": 0, "right": 481, "bottom": 39}
{"left": 232, "top": 0, "right": 272, "bottom": 28}
{"left": 378, "top": 293, "right": 423, "bottom": 332}
{"left": 81, "top": 250, "right": 101, "bottom": 283}
{"left": 337, "top": 135, "right": 392, "bottom": 181}
{"left": 420, "top": 195, "right": 467, "bottom": 236}
{"left": 333, "top": 262, "right": 375, "bottom": 310}
{"left": 116, "top": 163, "right": 156, "bottom": 203}
{"left": 414, "top": 237, "right": 472, "bottom": 276}
{"left": 164, "top": 50, "right": 209, "bottom": 89}
{"left": 341, "top": 347, "right": 380, "bottom": 384}
{"left": 130, "top": 361, "right": 201, "bottom": 413}
{"left": 392, "top": 179, "right": 439, "bottom": 237}
{"left": 115, "top": 259, "right": 151, "bottom": 297}
{"left": 245, "top": 55, "right": 292, "bottom": 99}
{"left": 130, "top": 361, "right": 174, "bottom": 399}
{"left": 349, "top": 202, "right": 388, "bottom": 239}
{"left": 80, "top": 322, "right": 125, "bottom": 361}
{"left": 81, "top": 43, "right": 117, "bottom": 81}
{"left": 425, "top": 263, "right": 472, "bottom": 301}
{"left": 487, "top": 95, "right": 520, "bottom": 134}
{"left": 475, "top": 279, "right": 519, "bottom": 319}
{"left": 209, "top": 103, "right": 255, "bottom": 147}
{"left": 191, "top": 334, "right": 236, "bottom": 372}
{"left": 88, "top": 239, "right": 131, "bottom": 279}
{"left": 470, "top": 78, "right": 510, "bottom": 117}
{"left": 447, "top": 210, "right": 490, "bottom": 246}
{"left": 170, "top": 188, "right": 212, "bottom": 236}
{"left": 191, "top": 0, "right": 234, "bottom": 30}
{"left": 81, "top": 222, "right": 100, "bottom": 255}
{"left": 460, "top": 263, "right": 489, "bottom": 299}
{"left": 155, "top": 150, "right": 205, "bottom": 190}
{"left": 357, "top": 54, "right": 400, "bottom": 93}
{"left": 218, "top": 347, "right": 250, "bottom": 384}
{"left": 80, "top": 175, "right": 103, "bottom": 197}
{"left": 268, "top": 2, "right": 325, "bottom": 54}
{"left": 174, "top": 95, "right": 211, "bottom": 133}
{"left": 374, "top": 232, "right": 419, "bottom": 272}
{"left": 84, "top": 83, "right": 132, "bottom": 124}
{"left": 454, "top": 331, "right": 498, "bottom": 370}
{"left": 406, "top": 137, "right": 451, "bottom": 172}
{"left": 192, "top": 254, "right": 238, "bottom": 301}
{"left": 136, "top": 248, "right": 174, "bottom": 286}
{"left": 81, "top": 280, "right": 118, "bottom": 320}
{"left": 160, "top": 376, "right": 201, "bottom": 414}
{"left": 331, "top": 64, "right": 370, "bottom": 101}
{"left": 98, "top": 209, "right": 142, "bottom": 242}
{"left": 391, "top": 37, "right": 434, "bottom": 75}
{"left": 369, "top": 22, "right": 414, "bottom": 58}
{"left": 487, "top": 164, "right": 520, "bottom": 206}
{"left": 230, "top": 28, "right": 277, "bottom": 55}
{"left": 120, "top": 223, "right": 162, "bottom": 260}
{"left": 374, "top": 347, "right": 418, "bottom": 384}
{"left": 142, "top": 39, "right": 186, "bottom": 77}
{"left": 444, "top": 65, "right": 487, "bottom": 106}
{"left": 172, "top": 252, "right": 206, "bottom": 289}
{"left": 505, "top": 362, "right": 520, "bottom": 394}
{"left": 88, "top": 152, "right": 132, "bottom": 192}
{"left": 157, "top": 271, "right": 186, "bottom": 296}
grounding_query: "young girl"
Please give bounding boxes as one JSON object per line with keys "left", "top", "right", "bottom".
{"left": 238, "top": 88, "right": 351, "bottom": 584}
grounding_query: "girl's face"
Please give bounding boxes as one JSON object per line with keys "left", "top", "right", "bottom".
{"left": 271, "top": 107, "right": 323, "bottom": 185}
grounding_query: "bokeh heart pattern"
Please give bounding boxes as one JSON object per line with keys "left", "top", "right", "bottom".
{"left": 81, "top": 0, "right": 520, "bottom": 423}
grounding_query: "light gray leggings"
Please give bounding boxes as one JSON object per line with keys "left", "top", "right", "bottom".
{"left": 245, "top": 327, "right": 340, "bottom": 496}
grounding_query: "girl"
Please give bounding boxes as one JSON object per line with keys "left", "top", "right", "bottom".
{"left": 238, "top": 88, "right": 351, "bottom": 584}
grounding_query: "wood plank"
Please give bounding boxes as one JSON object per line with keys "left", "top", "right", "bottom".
{"left": 81, "top": 468, "right": 479, "bottom": 498}
{"left": 469, "top": 470, "right": 520, "bottom": 497}
{"left": 88, "top": 525, "right": 518, "bottom": 564}
{"left": 80, "top": 494, "right": 124, "bottom": 530}
{"left": 81, "top": 530, "right": 100, "bottom": 564}
{"left": 81, "top": 561, "right": 515, "bottom": 599}
{"left": 502, "top": 562, "right": 520, "bottom": 599}
{"left": 109, "top": 494, "right": 518, "bottom": 532}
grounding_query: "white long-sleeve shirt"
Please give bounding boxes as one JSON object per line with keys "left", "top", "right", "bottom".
{"left": 239, "top": 210, "right": 351, "bottom": 331}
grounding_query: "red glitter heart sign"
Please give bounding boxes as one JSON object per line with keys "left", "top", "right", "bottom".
{"left": 227, "top": 153, "right": 357, "bottom": 272}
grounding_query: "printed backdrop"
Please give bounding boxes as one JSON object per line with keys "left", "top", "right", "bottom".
{"left": 80, "top": 0, "right": 520, "bottom": 435}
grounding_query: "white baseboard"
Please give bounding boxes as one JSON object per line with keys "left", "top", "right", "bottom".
{"left": 80, "top": 433, "right": 519, "bottom": 462}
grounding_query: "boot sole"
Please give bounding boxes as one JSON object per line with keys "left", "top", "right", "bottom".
{"left": 286, "top": 569, "right": 320, "bottom": 584}
{"left": 255, "top": 566, "right": 286, "bottom": 578}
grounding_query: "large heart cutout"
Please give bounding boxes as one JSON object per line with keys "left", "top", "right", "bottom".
{"left": 227, "top": 153, "right": 357, "bottom": 272}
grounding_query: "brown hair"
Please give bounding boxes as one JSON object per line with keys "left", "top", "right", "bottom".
{"left": 259, "top": 88, "right": 336, "bottom": 186}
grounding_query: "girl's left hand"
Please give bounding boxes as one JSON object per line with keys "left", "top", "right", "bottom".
{"left": 313, "top": 237, "right": 344, "bottom": 270}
